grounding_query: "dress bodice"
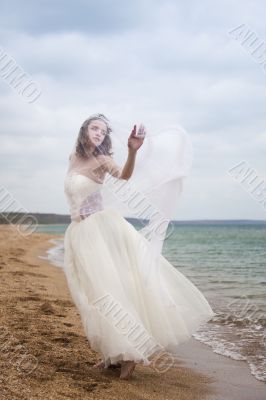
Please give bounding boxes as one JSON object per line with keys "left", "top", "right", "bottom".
{"left": 64, "top": 173, "right": 104, "bottom": 222}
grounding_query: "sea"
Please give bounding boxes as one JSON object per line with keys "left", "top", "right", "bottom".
{"left": 36, "top": 222, "right": 266, "bottom": 383}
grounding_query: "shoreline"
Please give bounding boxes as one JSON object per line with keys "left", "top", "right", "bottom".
{"left": 175, "top": 337, "right": 266, "bottom": 400}
{"left": 0, "top": 225, "right": 265, "bottom": 399}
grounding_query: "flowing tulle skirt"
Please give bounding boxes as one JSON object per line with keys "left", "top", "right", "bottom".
{"left": 63, "top": 208, "right": 215, "bottom": 368}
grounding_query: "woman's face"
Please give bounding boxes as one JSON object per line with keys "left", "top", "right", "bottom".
{"left": 87, "top": 119, "right": 108, "bottom": 147}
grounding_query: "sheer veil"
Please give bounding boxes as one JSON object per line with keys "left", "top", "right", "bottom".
{"left": 67, "top": 114, "right": 194, "bottom": 305}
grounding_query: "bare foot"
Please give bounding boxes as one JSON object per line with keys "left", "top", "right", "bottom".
{"left": 119, "top": 361, "right": 136, "bottom": 380}
{"left": 93, "top": 360, "right": 105, "bottom": 369}
{"left": 93, "top": 360, "right": 122, "bottom": 370}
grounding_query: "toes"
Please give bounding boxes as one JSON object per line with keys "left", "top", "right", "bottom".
{"left": 93, "top": 360, "right": 105, "bottom": 369}
{"left": 119, "top": 362, "right": 136, "bottom": 379}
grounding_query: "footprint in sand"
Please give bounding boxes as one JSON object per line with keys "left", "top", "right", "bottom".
{"left": 54, "top": 299, "right": 74, "bottom": 307}
{"left": 39, "top": 301, "right": 56, "bottom": 314}
{"left": 9, "top": 257, "right": 22, "bottom": 263}
{"left": 28, "top": 263, "right": 40, "bottom": 268}
{"left": 63, "top": 322, "right": 74, "bottom": 327}
{"left": 17, "top": 295, "right": 41, "bottom": 301}
{"left": 38, "top": 286, "right": 47, "bottom": 291}
{"left": 52, "top": 336, "right": 72, "bottom": 345}
{"left": 12, "top": 248, "right": 26, "bottom": 256}
{"left": 59, "top": 330, "right": 79, "bottom": 337}
{"left": 9, "top": 271, "right": 48, "bottom": 278}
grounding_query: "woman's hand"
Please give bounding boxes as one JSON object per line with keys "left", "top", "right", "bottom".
{"left": 128, "top": 124, "right": 146, "bottom": 152}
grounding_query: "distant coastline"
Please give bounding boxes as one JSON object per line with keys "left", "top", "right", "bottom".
{"left": 1, "top": 212, "right": 266, "bottom": 225}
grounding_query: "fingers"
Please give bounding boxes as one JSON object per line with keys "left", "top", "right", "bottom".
{"left": 137, "top": 123, "right": 146, "bottom": 138}
{"left": 130, "top": 124, "right": 137, "bottom": 137}
{"left": 130, "top": 124, "right": 146, "bottom": 139}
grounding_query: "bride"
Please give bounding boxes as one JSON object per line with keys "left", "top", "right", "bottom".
{"left": 63, "top": 113, "right": 215, "bottom": 380}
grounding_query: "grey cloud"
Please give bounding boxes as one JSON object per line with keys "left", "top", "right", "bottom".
{"left": 1, "top": 0, "right": 266, "bottom": 219}
{"left": 0, "top": 0, "right": 149, "bottom": 35}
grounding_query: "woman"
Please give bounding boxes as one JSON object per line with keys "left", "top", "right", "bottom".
{"left": 63, "top": 113, "right": 215, "bottom": 380}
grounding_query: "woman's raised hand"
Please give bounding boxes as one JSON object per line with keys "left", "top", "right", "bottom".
{"left": 128, "top": 124, "right": 146, "bottom": 151}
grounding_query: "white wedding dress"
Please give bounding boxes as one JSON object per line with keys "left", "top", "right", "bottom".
{"left": 63, "top": 152, "right": 216, "bottom": 368}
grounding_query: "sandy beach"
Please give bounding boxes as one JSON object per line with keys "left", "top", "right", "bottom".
{"left": 0, "top": 225, "right": 265, "bottom": 400}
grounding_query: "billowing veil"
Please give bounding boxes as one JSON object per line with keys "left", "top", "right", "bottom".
{"left": 67, "top": 115, "right": 194, "bottom": 307}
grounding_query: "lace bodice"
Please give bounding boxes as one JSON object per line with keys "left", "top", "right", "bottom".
{"left": 64, "top": 173, "right": 104, "bottom": 222}
{"left": 64, "top": 152, "right": 123, "bottom": 222}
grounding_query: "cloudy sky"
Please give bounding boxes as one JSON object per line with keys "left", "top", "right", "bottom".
{"left": 0, "top": 0, "right": 266, "bottom": 220}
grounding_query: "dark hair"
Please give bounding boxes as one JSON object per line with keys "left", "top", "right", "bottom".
{"left": 75, "top": 114, "right": 113, "bottom": 159}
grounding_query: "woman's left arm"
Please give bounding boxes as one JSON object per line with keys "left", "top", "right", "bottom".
{"left": 120, "top": 124, "right": 146, "bottom": 180}
{"left": 120, "top": 147, "right": 137, "bottom": 180}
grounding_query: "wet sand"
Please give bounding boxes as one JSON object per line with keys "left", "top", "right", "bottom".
{"left": 0, "top": 224, "right": 265, "bottom": 399}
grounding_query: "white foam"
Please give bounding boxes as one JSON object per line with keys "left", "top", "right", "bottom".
{"left": 39, "top": 238, "right": 64, "bottom": 268}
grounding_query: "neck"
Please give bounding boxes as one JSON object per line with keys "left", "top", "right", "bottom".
{"left": 84, "top": 144, "right": 96, "bottom": 157}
